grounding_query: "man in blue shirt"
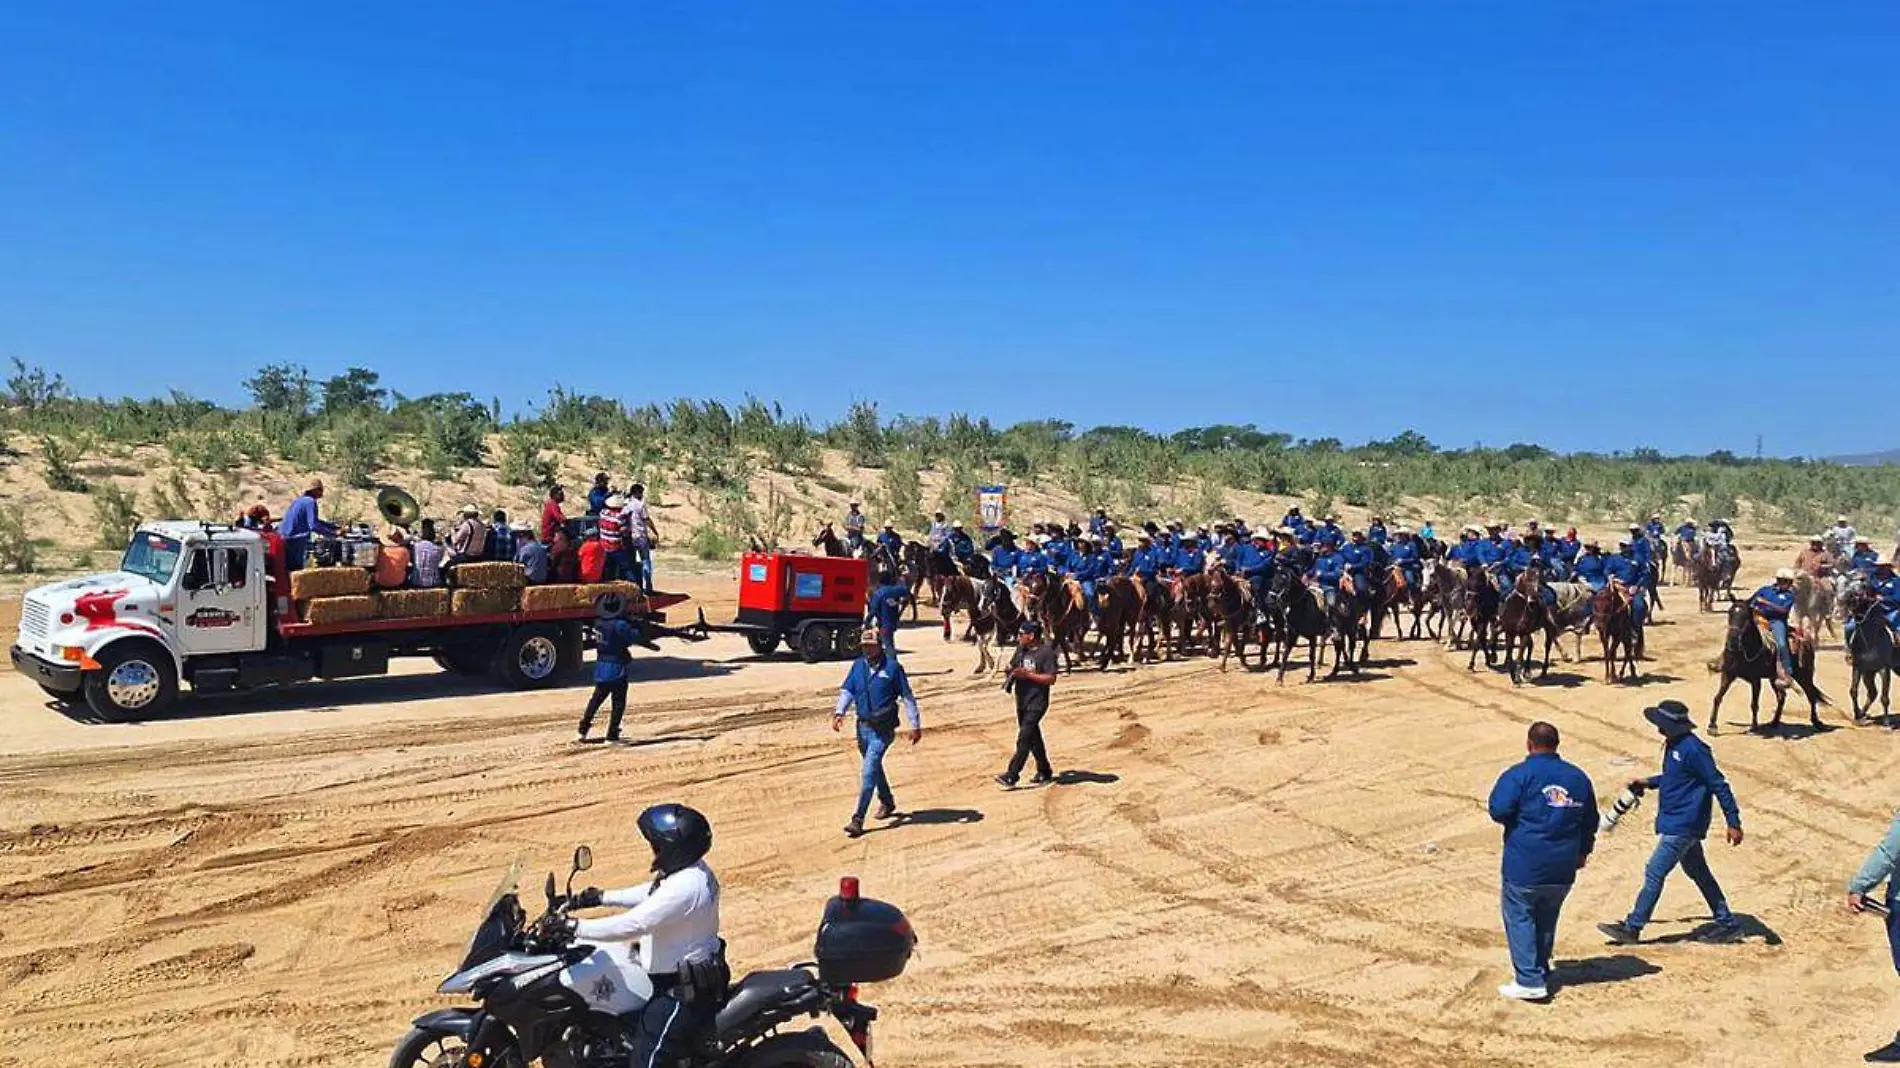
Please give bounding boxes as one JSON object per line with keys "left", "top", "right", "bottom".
{"left": 576, "top": 612, "right": 660, "bottom": 743}
{"left": 1599, "top": 700, "right": 1745, "bottom": 947}
{"left": 834, "top": 631, "right": 923, "bottom": 838}
{"left": 1102, "top": 524, "right": 1124, "bottom": 560}
{"left": 876, "top": 523, "right": 904, "bottom": 561}
{"left": 513, "top": 523, "right": 549, "bottom": 584}
{"left": 1281, "top": 506, "right": 1306, "bottom": 533}
{"left": 989, "top": 533, "right": 1020, "bottom": 589}
{"left": 1340, "top": 531, "right": 1376, "bottom": 604}
{"left": 1476, "top": 528, "right": 1507, "bottom": 568}
{"left": 1315, "top": 516, "right": 1345, "bottom": 550}
{"left": 1447, "top": 527, "right": 1481, "bottom": 568}
{"left": 1088, "top": 508, "right": 1109, "bottom": 538}
{"left": 1175, "top": 535, "right": 1205, "bottom": 577}
{"left": 1367, "top": 516, "right": 1389, "bottom": 546}
{"left": 866, "top": 577, "right": 912, "bottom": 660}
{"left": 1389, "top": 528, "right": 1423, "bottom": 593}
{"left": 1646, "top": 514, "right": 1666, "bottom": 542}
{"left": 1308, "top": 542, "right": 1348, "bottom": 611}
{"left": 1015, "top": 539, "right": 1050, "bottom": 585}
{"left": 1853, "top": 538, "right": 1882, "bottom": 580}
{"left": 586, "top": 472, "right": 611, "bottom": 516}
{"left": 1127, "top": 534, "right": 1163, "bottom": 603}
{"left": 1606, "top": 540, "right": 1649, "bottom": 630}
{"left": 1874, "top": 561, "right": 1900, "bottom": 632}
{"left": 943, "top": 521, "right": 976, "bottom": 566}
{"left": 278, "top": 477, "right": 338, "bottom": 572}
{"left": 1573, "top": 541, "right": 1609, "bottom": 591}
{"left": 1749, "top": 569, "right": 1798, "bottom": 680}
{"left": 1489, "top": 721, "right": 1597, "bottom": 1001}
{"left": 1236, "top": 534, "right": 1273, "bottom": 610}
{"left": 1675, "top": 519, "right": 1699, "bottom": 548}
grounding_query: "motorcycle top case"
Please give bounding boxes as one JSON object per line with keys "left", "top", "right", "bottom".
{"left": 815, "top": 893, "right": 916, "bottom": 985}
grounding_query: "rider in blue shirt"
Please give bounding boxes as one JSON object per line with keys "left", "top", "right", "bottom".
{"left": 1476, "top": 531, "right": 1507, "bottom": 568}
{"left": 1874, "top": 562, "right": 1900, "bottom": 631}
{"left": 1646, "top": 515, "right": 1666, "bottom": 542}
{"left": 1309, "top": 543, "right": 1348, "bottom": 610}
{"left": 1605, "top": 540, "right": 1648, "bottom": 628}
{"left": 1573, "top": 542, "right": 1610, "bottom": 590}
{"left": 1340, "top": 531, "right": 1376, "bottom": 601}
{"left": 1281, "top": 507, "right": 1306, "bottom": 534}
{"left": 1176, "top": 536, "right": 1205, "bottom": 577}
{"left": 1389, "top": 529, "right": 1423, "bottom": 591}
{"left": 990, "top": 535, "right": 1019, "bottom": 587}
{"left": 1851, "top": 539, "right": 1881, "bottom": 579}
{"left": 1315, "top": 517, "right": 1346, "bottom": 550}
{"left": 1367, "top": 517, "right": 1389, "bottom": 546}
{"left": 1103, "top": 525, "right": 1124, "bottom": 559}
{"left": 1088, "top": 509, "right": 1109, "bottom": 538}
{"left": 1748, "top": 570, "right": 1798, "bottom": 679}
{"left": 1015, "top": 541, "right": 1049, "bottom": 580}
{"left": 1675, "top": 520, "right": 1698, "bottom": 547}
{"left": 876, "top": 524, "right": 904, "bottom": 559}
{"left": 945, "top": 522, "right": 976, "bottom": 563}
{"left": 1236, "top": 535, "right": 1273, "bottom": 607}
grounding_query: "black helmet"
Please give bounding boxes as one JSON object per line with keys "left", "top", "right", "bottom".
{"left": 638, "top": 803, "right": 712, "bottom": 876}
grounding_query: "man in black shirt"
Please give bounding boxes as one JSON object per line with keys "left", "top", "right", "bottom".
{"left": 996, "top": 620, "right": 1059, "bottom": 788}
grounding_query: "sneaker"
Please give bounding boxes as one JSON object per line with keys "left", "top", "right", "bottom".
{"left": 994, "top": 774, "right": 1019, "bottom": 789}
{"left": 604, "top": 733, "right": 621, "bottom": 743}
{"left": 873, "top": 802, "right": 897, "bottom": 820}
{"left": 1699, "top": 923, "right": 1745, "bottom": 944}
{"left": 1596, "top": 921, "right": 1641, "bottom": 945}
{"left": 1865, "top": 1036, "right": 1900, "bottom": 1063}
{"left": 1497, "top": 982, "right": 1549, "bottom": 1002}
{"left": 1029, "top": 772, "right": 1056, "bottom": 786}
{"left": 843, "top": 818, "right": 864, "bottom": 838}
{"left": 575, "top": 731, "right": 589, "bottom": 743}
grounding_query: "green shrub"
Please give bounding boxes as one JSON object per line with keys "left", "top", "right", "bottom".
{"left": 329, "top": 414, "right": 388, "bottom": 489}
{"left": 41, "top": 435, "right": 89, "bottom": 492}
{"left": 497, "top": 424, "right": 558, "bottom": 490}
{"left": 687, "top": 522, "right": 743, "bottom": 561}
{"left": 0, "top": 504, "right": 37, "bottom": 572}
{"left": 91, "top": 483, "right": 142, "bottom": 549}
{"left": 166, "top": 428, "right": 240, "bottom": 472}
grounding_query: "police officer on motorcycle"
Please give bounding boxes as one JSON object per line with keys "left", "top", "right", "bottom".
{"left": 566, "top": 804, "right": 726, "bottom": 1068}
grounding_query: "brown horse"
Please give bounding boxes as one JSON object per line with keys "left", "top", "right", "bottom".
{"left": 1093, "top": 576, "right": 1140, "bottom": 670}
{"left": 1708, "top": 600, "right": 1826, "bottom": 733}
{"left": 1670, "top": 539, "right": 1697, "bottom": 587}
{"left": 1170, "top": 573, "right": 1214, "bottom": 657}
{"left": 1793, "top": 571, "right": 1837, "bottom": 641}
{"left": 1462, "top": 567, "right": 1501, "bottom": 672}
{"left": 1033, "top": 575, "right": 1091, "bottom": 672}
{"left": 1203, "top": 565, "right": 1256, "bottom": 671}
{"left": 1495, "top": 569, "right": 1558, "bottom": 685}
{"left": 812, "top": 524, "right": 849, "bottom": 558}
{"left": 1133, "top": 578, "right": 1177, "bottom": 663}
{"left": 1592, "top": 583, "right": 1640, "bottom": 683}
{"left": 938, "top": 575, "right": 997, "bottom": 673}
{"left": 1433, "top": 561, "right": 1471, "bottom": 648}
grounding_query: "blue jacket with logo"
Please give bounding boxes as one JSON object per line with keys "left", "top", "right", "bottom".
{"left": 867, "top": 582, "right": 909, "bottom": 632}
{"left": 1644, "top": 733, "right": 1741, "bottom": 839}
{"left": 1016, "top": 549, "right": 1049, "bottom": 576}
{"left": 1310, "top": 553, "right": 1347, "bottom": 588}
{"left": 1448, "top": 539, "right": 1480, "bottom": 566}
{"left": 1853, "top": 548, "right": 1881, "bottom": 577}
{"left": 1339, "top": 542, "right": 1374, "bottom": 580}
{"left": 1367, "top": 522, "right": 1388, "bottom": 546}
{"left": 1605, "top": 553, "right": 1643, "bottom": 586}
{"left": 593, "top": 617, "right": 648, "bottom": 684}
{"left": 991, "top": 545, "right": 1019, "bottom": 577}
{"left": 1389, "top": 539, "right": 1420, "bottom": 567}
{"left": 1876, "top": 575, "right": 1900, "bottom": 613}
{"left": 1315, "top": 523, "right": 1345, "bottom": 549}
{"left": 1488, "top": 752, "right": 1599, "bottom": 886}
{"left": 1629, "top": 536, "right": 1653, "bottom": 568}
{"left": 1127, "top": 547, "right": 1160, "bottom": 579}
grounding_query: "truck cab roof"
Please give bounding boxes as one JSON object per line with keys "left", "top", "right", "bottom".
{"left": 138, "top": 521, "right": 264, "bottom": 546}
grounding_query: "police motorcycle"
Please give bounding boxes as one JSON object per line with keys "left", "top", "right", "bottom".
{"left": 391, "top": 846, "right": 914, "bottom": 1068}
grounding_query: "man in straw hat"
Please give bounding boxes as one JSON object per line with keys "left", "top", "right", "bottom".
{"left": 1748, "top": 569, "right": 1799, "bottom": 683}
{"left": 445, "top": 503, "right": 489, "bottom": 577}
{"left": 1597, "top": 700, "right": 1746, "bottom": 946}
{"left": 512, "top": 520, "right": 547, "bottom": 584}
{"left": 833, "top": 630, "right": 922, "bottom": 838}
{"left": 278, "top": 476, "right": 336, "bottom": 571}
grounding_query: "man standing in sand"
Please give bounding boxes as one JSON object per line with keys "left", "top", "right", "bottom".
{"left": 996, "top": 620, "right": 1059, "bottom": 789}
{"left": 1488, "top": 721, "right": 1597, "bottom": 1002}
{"left": 1597, "top": 700, "right": 1746, "bottom": 947}
{"left": 834, "top": 631, "right": 922, "bottom": 838}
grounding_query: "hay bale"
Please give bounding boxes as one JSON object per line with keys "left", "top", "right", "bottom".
{"left": 290, "top": 567, "right": 370, "bottom": 600}
{"left": 582, "top": 581, "right": 649, "bottom": 610}
{"left": 452, "top": 587, "right": 521, "bottom": 617}
{"left": 519, "top": 584, "right": 590, "bottom": 613}
{"left": 453, "top": 562, "right": 526, "bottom": 591}
{"left": 301, "top": 595, "right": 378, "bottom": 625}
{"left": 376, "top": 588, "right": 450, "bottom": 620}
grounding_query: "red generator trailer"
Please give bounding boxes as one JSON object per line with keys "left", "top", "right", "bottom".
{"left": 709, "top": 551, "right": 868, "bottom": 662}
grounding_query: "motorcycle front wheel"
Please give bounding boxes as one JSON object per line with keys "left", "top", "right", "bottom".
{"left": 389, "top": 1028, "right": 524, "bottom": 1068}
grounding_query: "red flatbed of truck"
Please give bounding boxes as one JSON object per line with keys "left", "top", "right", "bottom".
{"left": 274, "top": 591, "right": 689, "bottom": 639}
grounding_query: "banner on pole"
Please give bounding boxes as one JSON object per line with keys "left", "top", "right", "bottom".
{"left": 977, "top": 485, "right": 1007, "bottom": 533}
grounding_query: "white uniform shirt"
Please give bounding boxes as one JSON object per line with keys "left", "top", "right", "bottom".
{"left": 573, "top": 861, "right": 721, "bottom": 973}
{"left": 623, "top": 498, "right": 651, "bottom": 543}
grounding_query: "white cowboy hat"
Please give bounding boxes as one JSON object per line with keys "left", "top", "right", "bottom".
{"left": 1773, "top": 568, "right": 1796, "bottom": 581}
{"left": 1616, "top": 537, "right": 1632, "bottom": 547}
{"left": 1839, "top": 515, "right": 1850, "bottom": 522}
{"left": 951, "top": 520, "right": 964, "bottom": 528}
{"left": 460, "top": 503, "right": 480, "bottom": 516}
{"left": 605, "top": 495, "right": 626, "bottom": 509}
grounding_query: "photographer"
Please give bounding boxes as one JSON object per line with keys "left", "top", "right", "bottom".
{"left": 996, "top": 620, "right": 1059, "bottom": 788}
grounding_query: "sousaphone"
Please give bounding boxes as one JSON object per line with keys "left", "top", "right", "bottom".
{"left": 376, "top": 485, "right": 421, "bottom": 528}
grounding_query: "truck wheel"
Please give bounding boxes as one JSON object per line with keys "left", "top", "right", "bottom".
{"left": 499, "top": 625, "right": 565, "bottom": 689}
{"left": 38, "top": 683, "right": 78, "bottom": 707}
{"left": 744, "top": 631, "right": 780, "bottom": 656}
{"left": 797, "top": 625, "right": 834, "bottom": 663}
{"left": 83, "top": 643, "right": 178, "bottom": 722}
{"left": 833, "top": 625, "right": 861, "bottom": 660}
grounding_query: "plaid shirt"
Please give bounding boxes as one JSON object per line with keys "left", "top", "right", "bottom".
{"left": 412, "top": 539, "right": 443, "bottom": 588}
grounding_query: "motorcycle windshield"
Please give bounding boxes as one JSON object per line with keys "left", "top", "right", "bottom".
{"left": 458, "top": 859, "right": 524, "bottom": 972}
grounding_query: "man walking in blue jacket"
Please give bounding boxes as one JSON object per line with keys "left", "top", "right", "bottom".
{"left": 833, "top": 631, "right": 923, "bottom": 838}
{"left": 1488, "top": 721, "right": 1598, "bottom": 1001}
{"left": 1598, "top": 700, "right": 1746, "bottom": 945}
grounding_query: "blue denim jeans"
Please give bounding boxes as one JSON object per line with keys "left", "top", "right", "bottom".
{"left": 1626, "top": 834, "right": 1734, "bottom": 932}
{"left": 1502, "top": 882, "right": 1571, "bottom": 989}
{"left": 1886, "top": 880, "right": 1900, "bottom": 974}
{"left": 605, "top": 549, "right": 630, "bottom": 583}
{"left": 629, "top": 537, "right": 653, "bottom": 592}
{"left": 854, "top": 719, "right": 896, "bottom": 821}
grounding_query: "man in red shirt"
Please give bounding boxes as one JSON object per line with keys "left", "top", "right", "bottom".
{"left": 541, "top": 485, "right": 568, "bottom": 544}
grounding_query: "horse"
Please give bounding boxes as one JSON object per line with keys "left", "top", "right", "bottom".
{"left": 1590, "top": 583, "right": 1639, "bottom": 684}
{"left": 901, "top": 541, "right": 930, "bottom": 614}
{"left": 1322, "top": 577, "right": 1372, "bottom": 677}
{"left": 1843, "top": 588, "right": 1898, "bottom": 726}
{"left": 1793, "top": 571, "right": 1838, "bottom": 641}
{"left": 1093, "top": 576, "right": 1141, "bottom": 670}
{"left": 1170, "top": 572, "right": 1214, "bottom": 657}
{"left": 1033, "top": 574, "right": 1091, "bottom": 672}
{"left": 1545, "top": 581, "right": 1596, "bottom": 663}
{"left": 1670, "top": 538, "right": 1697, "bottom": 587}
{"left": 1376, "top": 563, "right": 1435, "bottom": 640}
{"left": 937, "top": 575, "right": 998, "bottom": 674}
{"left": 1462, "top": 567, "right": 1501, "bottom": 672}
{"left": 1431, "top": 561, "right": 1469, "bottom": 647}
{"left": 811, "top": 524, "right": 850, "bottom": 558}
{"left": 1133, "top": 578, "right": 1177, "bottom": 664}
{"left": 1649, "top": 534, "right": 1670, "bottom": 587}
{"left": 1708, "top": 600, "right": 1827, "bottom": 733}
{"left": 1204, "top": 565, "right": 1256, "bottom": 671}
{"left": 1267, "top": 567, "right": 1329, "bottom": 684}
{"left": 1690, "top": 545, "right": 1727, "bottom": 613}
{"left": 1494, "top": 569, "right": 1561, "bottom": 684}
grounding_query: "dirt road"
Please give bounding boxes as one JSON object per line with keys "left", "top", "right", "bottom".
{"left": 4, "top": 555, "right": 1898, "bottom": 1066}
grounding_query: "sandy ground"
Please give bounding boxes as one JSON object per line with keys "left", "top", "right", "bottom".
{"left": 4, "top": 545, "right": 1900, "bottom": 1067}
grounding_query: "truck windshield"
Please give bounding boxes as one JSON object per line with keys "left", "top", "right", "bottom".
{"left": 121, "top": 533, "right": 183, "bottom": 584}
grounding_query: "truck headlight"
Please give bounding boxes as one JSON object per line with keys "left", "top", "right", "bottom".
{"left": 53, "top": 645, "right": 85, "bottom": 663}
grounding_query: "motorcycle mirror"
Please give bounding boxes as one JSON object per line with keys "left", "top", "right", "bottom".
{"left": 573, "top": 845, "right": 593, "bottom": 873}
{"left": 544, "top": 872, "right": 557, "bottom": 905}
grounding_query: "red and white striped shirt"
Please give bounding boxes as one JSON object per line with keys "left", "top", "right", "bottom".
{"left": 599, "top": 509, "right": 625, "bottom": 551}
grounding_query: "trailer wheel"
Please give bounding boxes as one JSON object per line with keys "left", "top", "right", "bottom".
{"left": 433, "top": 647, "right": 492, "bottom": 676}
{"left": 83, "top": 642, "right": 178, "bottom": 722}
{"left": 833, "top": 625, "right": 861, "bottom": 660}
{"left": 744, "top": 631, "right": 780, "bottom": 656}
{"left": 796, "top": 624, "right": 834, "bottom": 664}
{"left": 499, "top": 625, "right": 564, "bottom": 689}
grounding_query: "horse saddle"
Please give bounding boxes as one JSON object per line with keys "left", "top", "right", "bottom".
{"left": 1061, "top": 577, "right": 1084, "bottom": 612}
{"left": 1754, "top": 614, "right": 1811, "bottom": 655}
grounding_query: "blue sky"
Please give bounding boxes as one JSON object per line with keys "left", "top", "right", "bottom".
{"left": 1, "top": 3, "right": 1894, "bottom": 456}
